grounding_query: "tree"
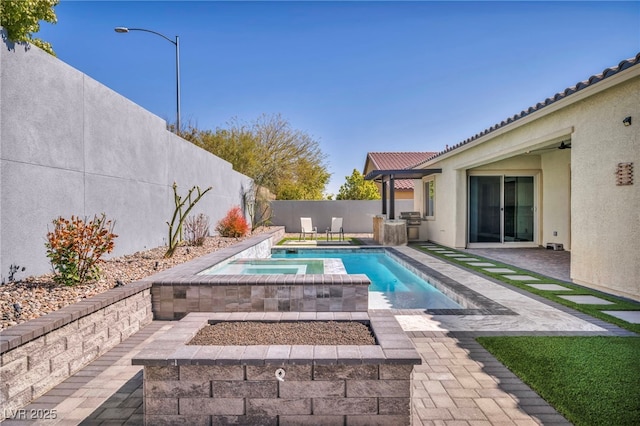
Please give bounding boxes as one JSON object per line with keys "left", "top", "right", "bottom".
{"left": 181, "top": 114, "right": 330, "bottom": 201}
{"left": 276, "top": 157, "right": 329, "bottom": 200}
{"left": 336, "top": 169, "right": 381, "bottom": 200}
{"left": 0, "top": 0, "right": 59, "bottom": 55}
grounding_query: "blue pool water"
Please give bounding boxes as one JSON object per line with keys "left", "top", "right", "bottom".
{"left": 201, "top": 259, "right": 325, "bottom": 275}
{"left": 271, "top": 250, "right": 462, "bottom": 309}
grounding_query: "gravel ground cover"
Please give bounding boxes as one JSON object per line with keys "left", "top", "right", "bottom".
{"left": 188, "top": 321, "right": 376, "bottom": 345}
{"left": 0, "top": 228, "right": 271, "bottom": 330}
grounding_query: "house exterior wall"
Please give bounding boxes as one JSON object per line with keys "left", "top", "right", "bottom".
{"left": 541, "top": 149, "right": 571, "bottom": 249}
{"left": 569, "top": 78, "right": 639, "bottom": 300}
{"left": 389, "top": 190, "right": 413, "bottom": 200}
{"left": 415, "top": 68, "right": 639, "bottom": 301}
{"left": 0, "top": 35, "right": 253, "bottom": 279}
{"left": 370, "top": 181, "right": 414, "bottom": 200}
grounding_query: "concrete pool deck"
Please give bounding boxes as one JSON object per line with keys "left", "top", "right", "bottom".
{"left": 2, "top": 242, "right": 636, "bottom": 425}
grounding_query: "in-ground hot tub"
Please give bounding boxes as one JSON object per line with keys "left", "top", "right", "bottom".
{"left": 199, "top": 258, "right": 345, "bottom": 275}
{"left": 147, "top": 229, "right": 369, "bottom": 319}
{"left": 133, "top": 312, "right": 421, "bottom": 425}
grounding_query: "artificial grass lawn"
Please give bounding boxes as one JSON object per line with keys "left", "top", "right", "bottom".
{"left": 477, "top": 336, "right": 640, "bottom": 426}
{"left": 412, "top": 244, "right": 640, "bottom": 334}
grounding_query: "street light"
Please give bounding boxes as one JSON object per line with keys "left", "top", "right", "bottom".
{"left": 114, "top": 26, "right": 181, "bottom": 133}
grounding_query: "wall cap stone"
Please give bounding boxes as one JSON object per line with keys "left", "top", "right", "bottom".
{"left": 0, "top": 281, "right": 151, "bottom": 354}
{"left": 132, "top": 312, "right": 421, "bottom": 367}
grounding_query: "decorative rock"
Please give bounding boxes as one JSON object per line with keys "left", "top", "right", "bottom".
{"left": 0, "top": 228, "right": 271, "bottom": 331}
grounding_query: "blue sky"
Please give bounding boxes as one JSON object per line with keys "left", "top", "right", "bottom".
{"left": 38, "top": 1, "right": 640, "bottom": 195}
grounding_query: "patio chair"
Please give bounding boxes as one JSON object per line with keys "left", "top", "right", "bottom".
{"left": 300, "top": 217, "right": 317, "bottom": 240}
{"left": 326, "top": 217, "right": 344, "bottom": 241}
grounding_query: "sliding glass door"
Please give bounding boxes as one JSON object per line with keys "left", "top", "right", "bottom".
{"left": 469, "top": 176, "right": 501, "bottom": 243}
{"left": 469, "top": 175, "right": 536, "bottom": 245}
{"left": 504, "top": 177, "right": 534, "bottom": 242}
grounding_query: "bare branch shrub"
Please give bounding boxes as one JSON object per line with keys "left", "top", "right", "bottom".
{"left": 184, "top": 213, "right": 210, "bottom": 246}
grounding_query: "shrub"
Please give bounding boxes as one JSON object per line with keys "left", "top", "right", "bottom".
{"left": 45, "top": 214, "right": 117, "bottom": 286}
{"left": 184, "top": 213, "right": 210, "bottom": 246}
{"left": 216, "top": 206, "right": 249, "bottom": 238}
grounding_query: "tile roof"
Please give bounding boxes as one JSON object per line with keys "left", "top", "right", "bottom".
{"left": 368, "top": 152, "right": 436, "bottom": 170}
{"left": 367, "top": 152, "right": 437, "bottom": 190}
{"left": 415, "top": 52, "right": 640, "bottom": 167}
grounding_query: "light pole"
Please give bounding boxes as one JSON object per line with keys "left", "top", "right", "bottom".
{"left": 115, "top": 27, "right": 181, "bottom": 133}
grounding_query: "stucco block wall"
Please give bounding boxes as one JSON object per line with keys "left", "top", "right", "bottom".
{"left": 0, "top": 37, "right": 252, "bottom": 278}
{"left": 270, "top": 200, "right": 413, "bottom": 234}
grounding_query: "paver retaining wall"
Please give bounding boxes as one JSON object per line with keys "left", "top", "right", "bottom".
{"left": 0, "top": 227, "right": 286, "bottom": 412}
{"left": 0, "top": 282, "right": 153, "bottom": 413}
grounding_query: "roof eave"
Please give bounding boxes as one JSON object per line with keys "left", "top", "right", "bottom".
{"left": 414, "top": 55, "right": 640, "bottom": 169}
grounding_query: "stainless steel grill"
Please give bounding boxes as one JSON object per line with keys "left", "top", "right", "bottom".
{"left": 400, "top": 211, "right": 421, "bottom": 241}
{"left": 399, "top": 211, "right": 422, "bottom": 226}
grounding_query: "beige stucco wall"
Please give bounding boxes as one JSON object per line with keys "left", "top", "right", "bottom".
{"left": 371, "top": 181, "right": 415, "bottom": 200}
{"left": 415, "top": 67, "right": 639, "bottom": 301}
{"left": 569, "top": 78, "right": 639, "bottom": 300}
{"left": 416, "top": 166, "right": 463, "bottom": 247}
{"left": 541, "top": 150, "right": 571, "bottom": 249}
{"left": 390, "top": 189, "right": 414, "bottom": 200}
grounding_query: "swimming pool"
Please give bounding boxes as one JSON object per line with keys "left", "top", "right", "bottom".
{"left": 271, "top": 249, "right": 462, "bottom": 310}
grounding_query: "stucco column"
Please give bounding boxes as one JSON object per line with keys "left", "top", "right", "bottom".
{"left": 454, "top": 169, "right": 467, "bottom": 248}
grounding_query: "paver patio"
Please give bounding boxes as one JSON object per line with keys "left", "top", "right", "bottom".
{"left": 1, "top": 241, "right": 636, "bottom": 425}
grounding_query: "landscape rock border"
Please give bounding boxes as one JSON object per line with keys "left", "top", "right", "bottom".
{"left": 1, "top": 228, "right": 273, "bottom": 330}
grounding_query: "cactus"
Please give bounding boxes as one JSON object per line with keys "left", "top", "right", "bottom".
{"left": 165, "top": 182, "right": 212, "bottom": 258}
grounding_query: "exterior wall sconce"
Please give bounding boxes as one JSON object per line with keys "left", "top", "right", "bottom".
{"left": 623, "top": 116, "right": 632, "bottom": 126}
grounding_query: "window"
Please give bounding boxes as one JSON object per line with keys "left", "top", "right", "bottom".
{"left": 425, "top": 179, "right": 435, "bottom": 218}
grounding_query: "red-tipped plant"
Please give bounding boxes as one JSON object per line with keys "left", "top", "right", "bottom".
{"left": 216, "top": 206, "right": 249, "bottom": 238}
